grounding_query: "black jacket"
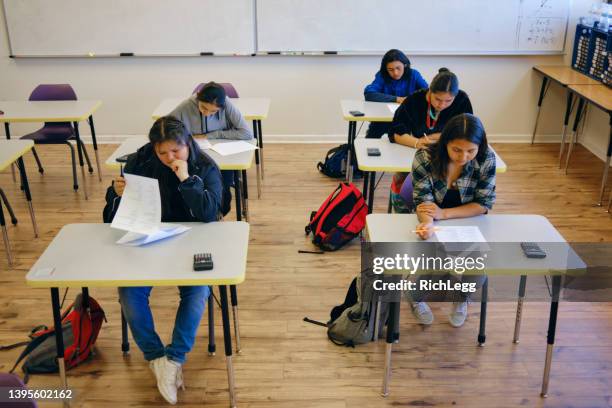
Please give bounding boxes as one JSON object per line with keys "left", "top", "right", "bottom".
{"left": 389, "top": 88, "right": 473, "bottom": 142}
{"left": 103, "top": 142, "right": 222, "bottom": 223}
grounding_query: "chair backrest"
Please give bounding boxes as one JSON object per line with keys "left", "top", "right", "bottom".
{"left": 192, "top": 82, "right": 239, "bottom": 99}
{"left": 29, "top": 84, "right": 77, "bottom": 101}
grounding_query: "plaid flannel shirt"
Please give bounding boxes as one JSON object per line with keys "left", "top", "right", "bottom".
{"left": 411, "top": 147, "right": 496, "bottom": 210}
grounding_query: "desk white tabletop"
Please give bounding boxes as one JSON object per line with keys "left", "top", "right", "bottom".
{"left": 0, "top": 100, "right": 102, "bottom": 123}
{"left": 105, "top": 137, "right": 255, "bottom": 171}
{"left": 26, "top": 222, "right": 249, "bottom": 288}
{"left": 340, "top": 100, "right": 398, "bottom": 122}
{"left": 366, "top": 214, "right": 585, "bottom": 274}
{"left": 354, "top": 138, "right": 508, "bottom": 173}
{"left": 0, "top": 140, "right": 34, "bottom": 172}
{"left": 152, "top": 97, "right": 271, "bottom": 121}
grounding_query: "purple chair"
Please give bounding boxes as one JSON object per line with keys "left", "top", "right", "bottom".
{"left": 20, "top": 84, "right": 93, "bottom": 191}
{"left": 399, "top": 173, "right": 414, "bottom": 209}
{"left": 192, "top": 82, "right": 239, "bottom": 98}
{"left": 0, "top": 373, "right": 38, "bottom": 407}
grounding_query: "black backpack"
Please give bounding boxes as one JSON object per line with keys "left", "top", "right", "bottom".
{"left": 317, "top": 144, "right": 362, "bottom": 179}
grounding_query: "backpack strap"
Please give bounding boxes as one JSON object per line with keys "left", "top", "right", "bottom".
{"left": 8, "top": 331, "right": 55, "bottom": 374}
{"left": 0, "top": 340, "right": 30, "bottom": 351}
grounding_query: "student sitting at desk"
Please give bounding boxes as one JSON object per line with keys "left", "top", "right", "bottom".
{"left": 388, "top": 68, "right": 473, "bottom": 212}
{"left": 364, "top": 49, "right": 428, "bottom": 138}
{"left": 103, "top": 116, "right": 222, "bottom": 405}
{"left": 410, "top": 113, "right": 496, "bottom": 327}
{"left": 170, "top": 81, "right": 253, "bottom": 216}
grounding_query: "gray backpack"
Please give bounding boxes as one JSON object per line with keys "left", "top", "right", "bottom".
{"left": 304, "top": 273, "right": 390, "bottom": 347}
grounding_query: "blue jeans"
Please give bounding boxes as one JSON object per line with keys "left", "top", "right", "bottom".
{"left": 118, "top": 286, "right": 210, "bottom": 364}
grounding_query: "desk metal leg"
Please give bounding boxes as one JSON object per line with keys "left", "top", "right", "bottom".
{"left": 257, "top": 120, "right": 265, "bottom": 180}
{"left": 88, "top": 115, "right": 102, "bottom": 182}
{"left": 120, "top": 307, "right": 130, "bottom": 356}
{"left": 234, "top": 170, "right": 242, "bottom": 222}
{"left": 0, "top": 189, "right": 17, "bottom": 225}
{"left": 207, "top": 289, "right": 216, "bottom": 356}
{"left": 513, "top": 275, "right": 527, "bottom": 343}
{"left": 478, "top": 277, "right": 488, "bottom": 346}
{"left": 0, "top": 197, "right": 13, "bottom": 267}
{"left": 230, "top": 285, "right": 242, "bottom": 354}
{"left": 541, "top": 275, "right": 562, "bottom": 398}
{"left": 558, "top": 92, "right": 575, "bottom": 167}
{"left": 72, "top": 122, "right": 88, "bottom": 200}
{"left": 5, "top": 123, "right": 17, "bottom": 183}
{"left": 16, "top": 156, "right": 39, "bottom": 237}
{"left": 373, "top": 297, "right": 382, "bottom": 341}
{"left": 362, "top": 171, "right": 369, "bottom": 203}
{"left": 367, "top": 171, "right": 376, "bottom": 214}
{"left": 51, "top": 288, "right": 69, "bottom": 408}
{"left": 219, "top": 286, "right": 237, "bottom": 408}
{"left": 241, "top": 170, "right": 249, "bottom": 223}
{"left": 346, "top": 121, "right": 356, "bottom": 182}
{"left": 252, "top": 121, "right": 262, "bottom": 198}
{"left": 531, "top": 77, "right": 550, "bottom": 144}
{"left": 596, "top": 115, "right": 612, "bottom": 206}
{"left": 381, "top": 299, "right": 400, "bottom": 397}
{"left": 565, "top": 99, "right": 586, "bottom": 175}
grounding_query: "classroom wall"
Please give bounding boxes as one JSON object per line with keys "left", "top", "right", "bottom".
{"left": 0, "top": 0, "right": 610, "bottom": 162}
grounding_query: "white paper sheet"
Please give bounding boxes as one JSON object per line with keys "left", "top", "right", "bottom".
{"left": 111, "top": 174, "right": 161, "bottom": 235}
{"left": 116, "top": 223, "right": 191, "bottom": 246}
{"left": 435, "top": 226, "right": 486, "bottom": 243}
{"left": 196, "top": 139, "right": 212, "bottom": 150}
{"left": 387, "top": 103, "right": 399, "bottom": 114}
{"left": 210, "top": 141, "right": 258, "bottom": 156}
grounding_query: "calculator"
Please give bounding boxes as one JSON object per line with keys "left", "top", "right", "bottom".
{"left": 520, "top": 242, "right": 546, "bottom": 259}
{"left": 193, "top": 253, "right": 214, "bottom": 271}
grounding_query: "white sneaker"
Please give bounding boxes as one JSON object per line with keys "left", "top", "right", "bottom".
{"left": 149, "top": 356, "right": 181, "bottom": 405}
{"left": 449, "top": 301, "right": 468, "bottom": 328}
{"left": 411, "top": 301, "right": 434, "bottom": 325}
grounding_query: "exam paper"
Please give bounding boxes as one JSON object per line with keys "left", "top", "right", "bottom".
{"left": 197, "top": 139, "right": 212, "bottom": 150}
{"left": 210, "top": 141, "right": 258, "bottom": 156}
{"left": 111, "top": 174, "right": 161, "bottom": 235}
{"left": 387, "top": 103, "right": 399, "bottom": 114}
{"left": 116, "top": 223, "right": 190, "bottom": 246}
{"left": 435, "top": 226, "right": 486, "bottom": 243}
{"left": 435, "top": 226, "right": 489, "bottom": 253}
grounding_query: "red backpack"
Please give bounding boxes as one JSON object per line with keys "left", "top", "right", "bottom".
{"left": 5, "top": 293, "right": 106, "bottom": 381}
{"left": 305, "top": 183, "right": 368, "bottom": 251}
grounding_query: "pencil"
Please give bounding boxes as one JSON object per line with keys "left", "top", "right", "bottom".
{"left": 412, "top": 227, "right": 441, "bottom": 233}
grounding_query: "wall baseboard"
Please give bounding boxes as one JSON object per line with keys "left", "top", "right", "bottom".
{"left": 83, "top": 133, "right": 564, "bottom": 144}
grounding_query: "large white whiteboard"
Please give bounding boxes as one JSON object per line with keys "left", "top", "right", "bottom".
{"left": 256, "top": 0, "right": 570, "bottom": 54}
{"left": 3, "top": 0, "right": 255, "bottom": 56}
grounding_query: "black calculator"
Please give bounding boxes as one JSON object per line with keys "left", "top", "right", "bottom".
{"left": 193, "top": 253, "right": 214, "bottom": 271}
{"left": 520, "top": 242, "right": 546, "bottom": 259}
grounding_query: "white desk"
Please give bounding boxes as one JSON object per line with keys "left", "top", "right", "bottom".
{"left": 26, "top": 222, "right": 249, "bottom": 407}
{"left": 340, "top": 100, "right": 398, "bottom": 182}
{"left": 366, "top": 213, "right": 585, "bottom": 399}
{"left": 354, "top": 138, "right": 508, "bottom": 213}
{"left": 0, "top": 140, "right": 38, "bottom": 266}
{"left": 105, "top": 137, "right": 255, "bottom": 222}
{"left": 0, "top": 100, "right": 104, "bottom": 199}
{"left": 152, "top": 97, "right": 270, "bottom": 197}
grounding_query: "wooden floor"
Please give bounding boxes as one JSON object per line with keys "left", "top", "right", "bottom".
{"left": 0, "top": 142, "right": 611, "bottom": 408}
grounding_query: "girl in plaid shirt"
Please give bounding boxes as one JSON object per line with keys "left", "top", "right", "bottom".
{"left": 409, "top": 113, "right": 496, "bottom": 327}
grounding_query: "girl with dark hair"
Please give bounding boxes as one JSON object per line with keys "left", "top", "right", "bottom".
{"left": 102, "top": 116, "right": 223, "bottom": 405}
{"left": 409, "top": 113, "right": 496, "bottom": 328}
{"left": 364, "top": 49, "right": 428, "bottom": 138}
{"left": 388, "top": 67, "right": 473, "bottom": 212}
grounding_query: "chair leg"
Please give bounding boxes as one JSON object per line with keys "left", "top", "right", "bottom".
{"left": 120, "top": 307, "right": 130, "bottom": 356}
{"left": 31, "top": 147, "right": 44, "bottom": 174}
{"left": 0, "top": 189, "right": 18, "bottom": 225}
{"left": 77, "top": 140, "right": 94, "bottom": 174}
{"left": 64, "top": 142, "right": 78, "bottom": 191}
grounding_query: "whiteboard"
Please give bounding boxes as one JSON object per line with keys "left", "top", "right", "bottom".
{"left": 3, "top": 0, "right": 255, "bottom": 56}
{"left": 256, "top": 0, "right": 570, "bottom": 54}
